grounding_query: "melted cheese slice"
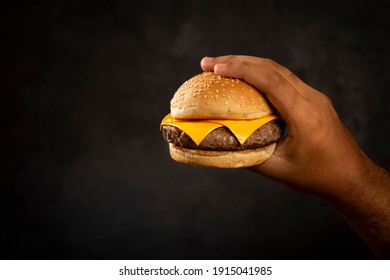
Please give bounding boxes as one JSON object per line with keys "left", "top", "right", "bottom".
{"left": 161, "top": 113, "right": 277, "bottom": 145}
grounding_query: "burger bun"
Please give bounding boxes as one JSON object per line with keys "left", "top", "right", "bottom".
{"left": 169, "top": 143, "right": 276, "bottom": 168}
{"left": 170, "top": 72, "right": 274, "bottom": 120}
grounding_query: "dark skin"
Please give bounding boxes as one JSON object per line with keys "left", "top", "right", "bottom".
{"left": 201, "top": 55, "right": 390, "bottom": 259}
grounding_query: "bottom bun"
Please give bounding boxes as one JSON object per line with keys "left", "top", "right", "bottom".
{"left": 169, "top": 143, "right": 276, "bottom": 168}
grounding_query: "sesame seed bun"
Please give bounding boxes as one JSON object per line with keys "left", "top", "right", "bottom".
{"left": 162, "top": 71, "right": 281, "bottom": 168}
{"left": 169, "top": 143, "right": 276, "bottom": 168}
{"left": 170, "top": 72, "right": 274, "bottom": 119}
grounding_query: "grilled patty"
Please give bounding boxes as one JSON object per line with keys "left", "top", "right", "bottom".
{"left": 161, "top": 120, "right": 284, "bottom": 151}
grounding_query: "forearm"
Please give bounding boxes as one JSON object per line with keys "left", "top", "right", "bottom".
{"left": 327, "top": 161, "right": 390, "bottom": 259}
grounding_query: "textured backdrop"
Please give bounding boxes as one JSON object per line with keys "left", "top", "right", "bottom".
{"left": 3, "top": 0, "right": 390, "bottom": 259}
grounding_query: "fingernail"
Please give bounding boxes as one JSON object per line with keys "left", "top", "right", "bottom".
{"left": 214, "top": 63, "right": 228, "bottom": 72}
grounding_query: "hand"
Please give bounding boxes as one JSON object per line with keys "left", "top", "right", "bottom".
{"left": 201, "top": 55, "right": 369, "bottom": 199}
{"left": 201, "top": 55, "right": 390, "bottom": 258}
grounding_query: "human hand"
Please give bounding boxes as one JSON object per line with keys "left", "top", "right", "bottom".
{"left": 201, "top": 55, "right": 371, "bottom": 199}
{"left": 202, "top": 55, "right": 390, "bottom": 258}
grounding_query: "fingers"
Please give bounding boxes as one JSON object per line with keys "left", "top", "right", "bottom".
{"left": 206, "top": 59, "right": 303, "bottom": 123}
{"left": 201, "top": 55, "right": 312, "bottom": 94}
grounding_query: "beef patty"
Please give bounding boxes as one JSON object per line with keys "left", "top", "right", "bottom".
{"left": 161, "top": 120, "right": 284, "bottom": 151}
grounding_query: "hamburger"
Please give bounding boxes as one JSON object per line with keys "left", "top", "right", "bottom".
{"left": 160, "top": 72, "right": 284, "bottom": 168}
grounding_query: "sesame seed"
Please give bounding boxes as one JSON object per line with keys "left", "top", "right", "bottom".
{"left": 225, "top": 101, "right": 229, "bottom": 105}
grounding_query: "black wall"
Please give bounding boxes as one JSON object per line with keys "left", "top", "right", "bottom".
{"left": 3, "top": 0, "right": 390, "bottom": 259}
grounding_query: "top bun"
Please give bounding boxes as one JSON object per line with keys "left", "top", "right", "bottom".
{"left": 170, "top": 72, "right": 274, "bottom": 119}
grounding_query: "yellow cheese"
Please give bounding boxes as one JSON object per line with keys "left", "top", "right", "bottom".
{"left": 212, "top": 115, "right": 277, "bottom": 144}
{"left": 160, "top": 114, "right": 223, "bottom": 145}
{"left": 160, "top": 113, "right": 277, "bottom": 145}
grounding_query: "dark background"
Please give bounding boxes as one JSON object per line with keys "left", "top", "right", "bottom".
{"left": 3, "top": 0, "right": 390, "bottom": 259}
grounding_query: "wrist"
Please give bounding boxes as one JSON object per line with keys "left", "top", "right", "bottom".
{"left": 325, "top": 153, "right": 390, "bottom": 212}
{"left": 324, "top": 159, "right": 390, "bottom": 258}
{"left": 323, "top": 153, "right": 377, "bottom": 204}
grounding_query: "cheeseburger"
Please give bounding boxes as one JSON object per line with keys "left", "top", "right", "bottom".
{"left": 160, "top": 72, "right": 284, "bottom": 168}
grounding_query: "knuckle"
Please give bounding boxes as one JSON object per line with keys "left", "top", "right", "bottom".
{"left": 263, "top": 58, "right": 279, "bottom": 69}
{"left": 320, "top": 93, "right": 333, "bottom": 106}
{"left": 265, "top": 70, "right": 283, "bottom": 86}
{"left": 288, "top": 72, "right": 301, "bottom": 84}
{"left": 287, "top": 88, "right": 299, "bottom": 106}
{"left": 225, "top": 55, "right": 237, "bottom": 63}
{"left": 239, "top": 60, "right": 250, "bottom": 69}
{"left": 313, "top": 92, "right": 333, "bottom": 109}
{"left": 299, "top": 105, "right": 322, "bottom": 129}
{"left": 235, "top": 60, "right": 251, "bottom": 77}
{"left": 301, "top": 94, "right": 333, "bottom": 130}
